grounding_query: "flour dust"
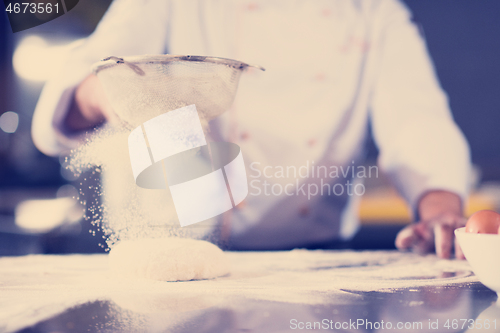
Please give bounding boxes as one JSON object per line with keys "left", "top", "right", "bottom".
{"left": 67, "top": 122, "right": 217, "bottom": 249}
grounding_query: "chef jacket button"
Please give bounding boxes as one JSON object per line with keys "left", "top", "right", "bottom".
{"left": 314, "top": 72, "right": 326, "bottom": 81}
{"left": 246, "top": 2, "right": 259, "bottom": 11}
{"left": 321, "top": 8, "right": 332, "bottom": 17}
{"left": 240, "top": 131, "right": 250, "bottom": 141}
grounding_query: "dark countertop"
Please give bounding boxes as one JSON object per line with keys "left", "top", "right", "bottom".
{"left": 16, "top": 283, "right": 499, "bottom": 333}
{"left": 1, "top": 251, "right": 497, "bottom": 333}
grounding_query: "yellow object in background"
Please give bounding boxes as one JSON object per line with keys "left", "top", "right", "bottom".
{"left": 358, "top": 189, "right": 497, "bottom": 225}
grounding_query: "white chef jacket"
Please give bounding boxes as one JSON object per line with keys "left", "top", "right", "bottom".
{"left": 32, "top": 0, "right": 470, "bottom": 249}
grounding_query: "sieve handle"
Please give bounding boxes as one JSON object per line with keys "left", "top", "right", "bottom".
{"left": 101, "top": 56, "right": 145, "bottom": 76}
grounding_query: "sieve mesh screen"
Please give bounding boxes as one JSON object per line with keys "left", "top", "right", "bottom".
{"left": 93, "top": 55, "right": 264, "bottom": 127}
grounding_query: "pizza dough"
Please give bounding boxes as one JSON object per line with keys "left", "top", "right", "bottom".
{"left": 108, "top": 238, "right": 230, "bottom": 281}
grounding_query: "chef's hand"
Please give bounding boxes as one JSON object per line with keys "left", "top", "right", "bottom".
{"left": 64, "top": 74, "right": 116, "bottom": 132}
{"left": 395, "top": 190, "right": 466, "bottom": 259}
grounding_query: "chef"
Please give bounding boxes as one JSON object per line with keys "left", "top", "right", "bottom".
{"left": 32, "top": 0, "right": 470, "bottom": 258}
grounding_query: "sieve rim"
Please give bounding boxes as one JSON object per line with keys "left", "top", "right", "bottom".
{"left": 91, "top": 54, "right": 265, "bottom": 75}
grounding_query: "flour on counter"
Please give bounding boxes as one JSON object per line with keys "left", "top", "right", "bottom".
{"left": 109, "top": 238, "right": 229, "bottom": 281}
{"left": 0, "top": 250, "right": 478, "bottom": 331}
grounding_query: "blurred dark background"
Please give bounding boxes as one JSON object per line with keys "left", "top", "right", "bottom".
{"left": 0, "top": 0, "right": 113, "bottom": 255}
{"left": 0, "top": 0, "right": 499, "bottom": 254}
{"left": 401, "top": 0, "right": 500, "bottom": 180}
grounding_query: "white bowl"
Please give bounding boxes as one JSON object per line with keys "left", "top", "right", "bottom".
{"left": 455, "top": 227, "right": 500, "bottom": 295}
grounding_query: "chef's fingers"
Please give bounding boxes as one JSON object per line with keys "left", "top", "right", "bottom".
{"left": 411, "top": 235, "right": 434, "bottom": 255}
{"left": 414, "top": 222, "right": 434, "bottom": 240}
{"left": 409, "top": 222, "right": 435, "bottom": 254}
{"left": 396, "top": 224, "right": 433, "bottom": 255}
{"left": 454, "top": 235, "right": 465, "bottom": 259}
{"left": 395, "top": 225, "right": 418, "bottom": 250}
{"left": 396, "top": 223, "right": 430, "bottom": 247}
{"left": 434, "top": 224, "right": 453, "bottom": 259}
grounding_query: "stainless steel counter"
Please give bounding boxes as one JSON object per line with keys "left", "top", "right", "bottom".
{"left": 1, "top": 251, "right": 497, "bottom": 333}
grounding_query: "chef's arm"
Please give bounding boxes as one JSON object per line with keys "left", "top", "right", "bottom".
{"left": 368, "top": 0, "right": 470, "bottom": 259}
{"left": 32, "top": 0, "right": 170, "bottom": 156}
{"left": 395, "top": 190, "right": 465, "bottom": 259}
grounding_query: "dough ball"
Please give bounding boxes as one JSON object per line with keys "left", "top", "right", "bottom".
{"left": 108, "top": 238, "right": 230, "bottom": 281}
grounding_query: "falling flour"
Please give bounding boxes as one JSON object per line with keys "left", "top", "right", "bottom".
{"left": 67, "top": 57, "right": 251, "bottom": 282}
{"left": 67, "top": 114, "right": 225, "bottom": 283}
{"left": 68, "top": 122, "right": 217, "bottom": 248}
